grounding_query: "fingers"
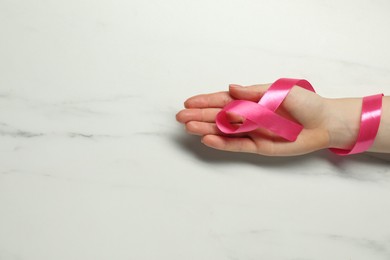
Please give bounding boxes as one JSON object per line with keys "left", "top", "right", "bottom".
{"left": 176, "top": 108, "right": 244, "bottom": 124}
{"left": 201, "top": 133, "right": 278, "bottom": 155}
{"left": 184, "top": 121, "right": 245, "bottom": 136}
{"left": 229, "top": 84, "right": 271, "bottom": 102}
{"left": 186, "top": 122, "right": 221, "bottom": 136}
{"left": 176, "top": 108, "right": 220, "bottom": 123}
{"left": 184, "top": 91, "right": 233, "bottom": 108}
{"left": 201, "top": 135, "right": 259, "bottom": 153}
{"left": 182, "top": 83, "right": 271, "bottom": 110}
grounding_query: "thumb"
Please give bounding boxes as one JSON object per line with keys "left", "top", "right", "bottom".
{"left": 229, "top": 84, "right": 271, "bottom": 102}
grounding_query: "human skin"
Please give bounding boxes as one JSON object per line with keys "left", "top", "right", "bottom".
{"left": 176, "top": 84, "right": 390, "bottom": 156}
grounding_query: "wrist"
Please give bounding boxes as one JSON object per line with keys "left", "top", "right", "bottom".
{"left": 324, "top": 97, "right": 363, "bottom": 150}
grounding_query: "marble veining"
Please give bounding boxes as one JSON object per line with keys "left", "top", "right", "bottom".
{"left": 1, "top": 0, "right": 390, "bottom": 260}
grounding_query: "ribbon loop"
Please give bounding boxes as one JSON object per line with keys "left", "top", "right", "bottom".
{"left": 216, "top": 78, "right": 315, "bottom": 142}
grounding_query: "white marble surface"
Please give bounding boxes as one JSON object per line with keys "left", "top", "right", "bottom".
{"left": 1, "top": 0, "right": 390, "bottom": 259}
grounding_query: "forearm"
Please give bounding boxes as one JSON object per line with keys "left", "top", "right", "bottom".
{"left": 326, "top": 96, "right": 390, "bottom": 153}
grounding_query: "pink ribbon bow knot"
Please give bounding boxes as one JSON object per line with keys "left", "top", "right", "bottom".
{"left": 216, "top": 78, "right": 316, "bottom": 142}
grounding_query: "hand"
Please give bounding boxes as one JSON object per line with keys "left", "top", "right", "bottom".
{"left": 176, "top": 84, "right": 332, "bottom": 156}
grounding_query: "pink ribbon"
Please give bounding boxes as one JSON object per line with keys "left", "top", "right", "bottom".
{"left": 216, "top": 78, "right": 315, "bottom": 142}
{"left": 330, "top": 93, "right": 383, "bottom": 155}
{"left": 216, "top": 78, "right": 383, "bottom": 155}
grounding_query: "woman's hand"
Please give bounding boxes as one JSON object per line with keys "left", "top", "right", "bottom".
{"left": 177, "top": 82, "right": 390, "bottom": 156}
{"left": 176, "top": 84, "right": 333, "bottom": 156}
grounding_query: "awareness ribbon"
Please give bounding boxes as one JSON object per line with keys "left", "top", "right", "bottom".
{"left": 215, "top": 78, "right": 383, "bottom": 155}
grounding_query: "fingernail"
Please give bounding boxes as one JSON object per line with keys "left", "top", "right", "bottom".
{"left": 229, "top": 84, "right": 241, "bottom": 88}
{"left": 184, "top": 99, "right": 191, "bottom": 108}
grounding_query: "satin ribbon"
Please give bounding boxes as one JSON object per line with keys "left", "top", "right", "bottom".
{"left": 216, "top": 78, "right": 315, "bottom": 141}
{"left": 330, "top": 93, "right": 383, "bottom": 155}
{"left": 216, "top": 78, "right": 383, "bottom": 155}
